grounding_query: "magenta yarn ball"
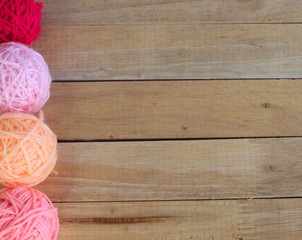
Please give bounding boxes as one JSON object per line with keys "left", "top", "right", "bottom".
{"left": 0, "top": 42, "right": 51, "bottom": 114}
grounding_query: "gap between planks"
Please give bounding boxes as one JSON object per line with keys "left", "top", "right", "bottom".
{"left": 52, "top": 195, "right": 302, "bottom": 204}
{"left": 57, "top": 135, "right": 302, "bottom": 144}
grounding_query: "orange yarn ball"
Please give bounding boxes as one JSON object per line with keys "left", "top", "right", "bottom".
{"left": 0, "top": 112, "right": 57, "bottom": 187}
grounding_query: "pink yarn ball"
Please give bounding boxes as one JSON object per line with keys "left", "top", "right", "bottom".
{"left": 0, "top": 42, "right": 51, "bottom": 114}
{"left": 0, "top": 188, "right": 59, "bottom": 240}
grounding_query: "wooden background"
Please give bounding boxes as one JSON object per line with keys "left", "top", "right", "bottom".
{"left": 34, "top": 1, "right": 302, "bottom": 239}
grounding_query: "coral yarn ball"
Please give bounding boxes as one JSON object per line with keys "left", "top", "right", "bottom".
{"left": 0, "top": 0, "right": 43, "bottom": 45}
{"left": 0, "top": 112, "right": 57, "bottom": 187}
{"left": 0, "top": 188, "right": 59, "bottom": 240}
{"left": 0, "top": 42, "right": 51, "bottom": 114}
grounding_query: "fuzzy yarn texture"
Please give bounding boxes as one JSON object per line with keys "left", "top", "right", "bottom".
{"left": 0, "top": 42, "right": 51, "bottom": 114}
{"left": 0, "top": 112, "right": 57, "bottom": 187}
{"left": 0, "top": 187, "right": 59, "bottom": 240}
{"left": 0, "top": 0, "right": 43, "bottom": 45}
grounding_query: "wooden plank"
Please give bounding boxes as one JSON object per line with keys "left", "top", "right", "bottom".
{"left": 44, "top": 80, "right": 302, "bottom": 140}
{"left": 42, "top": 0, "right": 302, "bottom": 25}
{"left": 57, "top": 199, "right": 302, "bottom": 239}
{"left": 33, "top": 24, "right": 302, "bottom": 81}
{"left": 38, "top": 138, "right": 302, "bottom": 201}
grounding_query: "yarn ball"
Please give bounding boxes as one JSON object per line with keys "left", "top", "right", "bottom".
{"left": 0, "top": 187, "right": 59, "bottom": 240}
{"left": 0, "top": 42, "right": 51, "bottom": 114}
{"left": 0, "top": 0, "right": 43, "bottom": 45}
{"left": 0, "top": 112, "right": 57, "bottom": 187}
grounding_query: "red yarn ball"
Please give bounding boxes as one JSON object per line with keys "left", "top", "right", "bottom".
{"left": 0, "top": 0, "right": 43, "bottom": 45}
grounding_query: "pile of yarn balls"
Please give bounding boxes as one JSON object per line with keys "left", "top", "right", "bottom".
{"left": 0, "top": 0, "right": 59, "bottom": 239}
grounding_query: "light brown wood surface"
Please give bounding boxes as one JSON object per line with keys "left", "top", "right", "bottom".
{"left": 42, "top": 0, "right": 302, "bottom": 25}
{"left": 39, "top": 138, "right": 302, "bottom": 202}
{"left": 57, "top": 199, "right": 302, "bottom": 240}
{"left": 17, "top": 1, "right": 302, "bottom": 239}
{"left": 33, "top": 24, "right": 302, "bottom": 80}
{"left": 44, "top": 80, "right": 302, "bottom": 140}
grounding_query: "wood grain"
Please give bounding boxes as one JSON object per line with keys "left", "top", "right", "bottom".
{"left": 33, "top": 24, "right": 302, "bottom": 80}
{"left": 42, "top": 0, "right": 302, "bottom": 25}
{"left": 38, "top": 138, "right": 302, "bottom": 201}
{"left": 23, "top": 1, "right": 302, "bottom": 239}
{"left": 57, "top": 199, "right": 302, "bottom": 239}
{"left": 44, "top": 80, "right": 302, "bottom": 140}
